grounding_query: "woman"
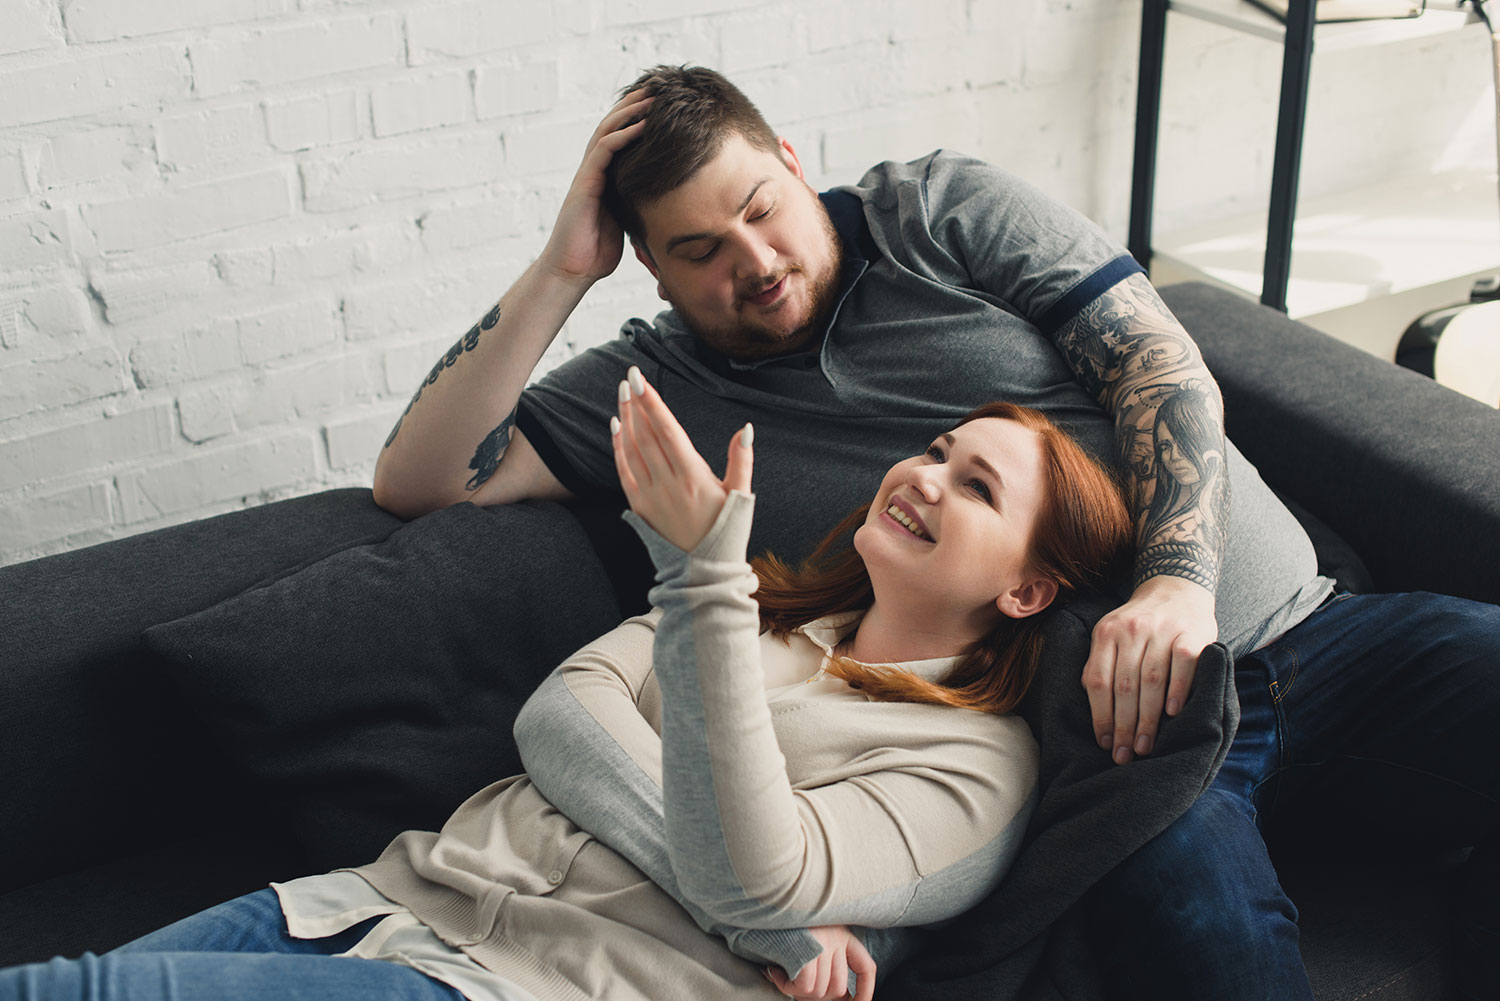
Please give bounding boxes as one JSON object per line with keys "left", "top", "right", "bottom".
{"left": 0, "top": 369, "right": 1130, "bottom": 1001}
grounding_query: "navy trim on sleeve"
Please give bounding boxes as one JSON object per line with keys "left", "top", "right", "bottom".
{"left": 1036, "top": 255, "right": 1145, "bottom": 339}
{"left": 515, "top": 401, "right": 606, "bottom": 498}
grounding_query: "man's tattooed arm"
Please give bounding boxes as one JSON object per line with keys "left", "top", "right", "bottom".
{"left": 466, "top": 409, "right": 515, "bottom": 491}
{"left": 383, "top": 300, "right": 502, "bottom": 450}
{"left": 1052, "top": 272, "right": 1229, "bottom": 593}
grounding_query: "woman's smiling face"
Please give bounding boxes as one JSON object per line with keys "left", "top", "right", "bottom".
{"left": 854, "top": 417, "right": 1055, "bottom": 625}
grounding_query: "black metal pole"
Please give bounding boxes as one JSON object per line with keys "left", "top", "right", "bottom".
{"left": 1129, "top": 0, "right": 1169, "bottom": 269}
{"left": 1263, "top": 0, "right": 1317, "bottom": 312}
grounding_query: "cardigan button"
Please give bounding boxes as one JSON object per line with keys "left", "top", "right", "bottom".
{"left": 547, "top": 870, "right": 564, "bottom": 885}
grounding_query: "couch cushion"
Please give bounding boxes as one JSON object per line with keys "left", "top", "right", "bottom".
{"left": 0, "top": 488, "right": 403, "bottom": 897}
{"left": 141, "top": 500, "right": 623, "bottom": 870}
{"left": 0, "top": 821, "right": 306, "bottom": 967}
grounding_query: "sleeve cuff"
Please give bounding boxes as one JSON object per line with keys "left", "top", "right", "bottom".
{"left": 515, "top": 401, "right": 608, "bottom": 498}
{"left": 621, "top": 490, "right": 757, "bottom": 574}
{"left": 1035, "top": 254, "right": 1145, "bottom": 338}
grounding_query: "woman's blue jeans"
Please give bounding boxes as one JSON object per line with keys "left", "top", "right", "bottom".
{"left": 1087, "top": 591, "right": 1500, "bottom": 1001}
{"left": 0, "top": 888, "right": 466, "bottom": 1001}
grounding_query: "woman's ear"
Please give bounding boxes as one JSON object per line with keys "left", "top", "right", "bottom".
{"left": 996, "top": 575, "right": 1059, "bottom": 620}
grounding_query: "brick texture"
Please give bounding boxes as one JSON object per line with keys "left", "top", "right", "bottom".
{"left": 0, "top": 45, "right": 191, "bottom": 128}
{"left": 83, "top": 168, "right": 295, "bottom": 252}
{"left": 1, "top": 0, "right": 64, "bottom": 56}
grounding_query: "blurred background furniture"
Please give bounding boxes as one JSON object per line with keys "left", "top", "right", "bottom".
{"left": 1131, "top": 0, "right": 1493, "bottom": 361}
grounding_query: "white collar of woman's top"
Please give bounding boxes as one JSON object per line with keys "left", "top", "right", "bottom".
{"left": 792, "top": 612, "right": 963, "bottom": 683}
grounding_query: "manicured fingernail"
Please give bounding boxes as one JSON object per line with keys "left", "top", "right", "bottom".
{"left": 1166, "top": 698, "right": 1181, "bottom": 716}
{"left": 618, "top": 380, "right": 630, "bottom": 403}
{"left": 610, "top": 416, "right": 620, "bottom": 436}
{"left": 1113, "top": 745, "right": 1131, "bottom": 765}
{"left": 1135, "top": 734, "right": 1152, "bottom": 756}
{"left": 627, "top": 366, "right": 645, "bottom": 395}
{"left": 740, "top": 423, "right": 753, "bottom": 447}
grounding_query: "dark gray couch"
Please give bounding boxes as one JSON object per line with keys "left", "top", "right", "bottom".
{"left": 2, "top": 282, "right": 1496, "bottom": 1000}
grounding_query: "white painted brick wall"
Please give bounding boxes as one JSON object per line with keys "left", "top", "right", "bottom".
{"left": 405, "top": 1, "right": 556, "bottom": 64}
{"left": 474, "top": 59, "right": 560, "bottom": 120}
{"left": 1, "top": 0, "right": 65, "bottom": 56}
{"left": 0, "top": 403, "right": 173, "bottom": 493}
{"left": 0, "top": 208, "right": 73, "bottom": 270}
{"left": 190, "top": 13, "right": 404, "bottom": 96}
{"left": 156, "top": 104, "right": 268, "bottom": 172}
{"left": 1, "top": 0, "right": 1492, "bottom": 566}
{"left": 83, "top": 167, "right": 295, "bottom": 252}
{"left": 371, "top": 69, "right": 472, "bottom": 137}
{"left": 265, "top": 89, "right": 363, "bottom": 151}
{"left": 114, "top": 431, "right": 318, "bottom": 523}
{"left": 0, "top": 44, "right": 192, "bottom": 128}
{"left": 61, "top": 0, "right": 296, "bottom": 43}
{"left": 300, "top": 131, "right": 500, "bottom": 211}
{"left": 40, "top": 125, "right": 156, "bottom": 187}
{"left": 0, "top": 147, "right": 28, "bottom": 200}
{"left": 91, "top": 262, "right": 222, "bottom": 326}
{"left": 0, "top": 349, "right": 126, "bottom": 422}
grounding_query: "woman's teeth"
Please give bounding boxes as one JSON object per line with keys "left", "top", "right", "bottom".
{"left": 887, "top": 503, "right": 928, "bottom": 540}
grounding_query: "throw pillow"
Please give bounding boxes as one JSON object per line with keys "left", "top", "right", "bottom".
{"left": 141, "top": 500, "right": 623, "bottom": 870}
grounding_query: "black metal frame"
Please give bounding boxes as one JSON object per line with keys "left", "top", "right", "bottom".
{"left": 1129, "top": 0, "right": 1318, "bottom": 313}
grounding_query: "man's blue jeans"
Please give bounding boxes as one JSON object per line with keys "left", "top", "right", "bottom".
{"left": 0, "top": 888, "right": 466, "bottom": 1001}
{"left": 1088, "top": 591, "right": 1500, "bottom": 1001}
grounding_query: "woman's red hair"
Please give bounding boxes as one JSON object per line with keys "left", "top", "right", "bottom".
{"left": 751, "top": 403, "right": 1131, "bottom": 715}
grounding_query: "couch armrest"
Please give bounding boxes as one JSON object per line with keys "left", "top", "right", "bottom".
{"left": 0, "top": 488, "right": 403, "bottom": 895}
{"left": 1160, "top": 282, "right": 1500, "bottom": 605}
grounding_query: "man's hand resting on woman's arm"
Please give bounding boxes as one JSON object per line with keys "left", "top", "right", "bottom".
{"left": 1082, "top": 576, "right": 1217, "bottom": 764}
{"left": 612, "top": 365, "right": 753, "bottom": 550}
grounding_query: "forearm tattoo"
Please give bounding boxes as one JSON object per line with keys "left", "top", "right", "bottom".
{"left": 382, "top": 301, "right": 502, "bottom": 449}
{"left": 1053, "top": 272, "right": 1230, "bottom": 592}
{"left": 466, "top": 409, "right": 515, "bottom": 491}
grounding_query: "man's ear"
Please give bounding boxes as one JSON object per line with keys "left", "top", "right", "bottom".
{"left": 778, "top": 137, "right": 806, "bottom": 181}
{"left": 631, "top": 241, "right": 669, "bottom": 302}
{"left": 996, "top": 576, "right": 1059, "bottom": 620}
{"left": 632, "top": 240, "right": 658, "bottom": 279}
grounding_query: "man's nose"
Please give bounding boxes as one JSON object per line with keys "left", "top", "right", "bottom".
{"left": 732, "top": 234, "right": 777, "bottom": 279}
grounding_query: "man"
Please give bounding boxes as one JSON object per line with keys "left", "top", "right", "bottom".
{"left": 374, "top": 66, "right": 1499, "bottom": 1000}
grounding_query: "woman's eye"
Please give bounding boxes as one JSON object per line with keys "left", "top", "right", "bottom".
{"left": 968, "top": 478, "right": 992, "bottom": 501}
{"left": 751, "top": 207, "right": 772, "bottom": 221}
{"left": 925, "top": 444, "right": 945, "bottom": 461}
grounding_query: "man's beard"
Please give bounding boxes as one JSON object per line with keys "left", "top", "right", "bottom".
{"left": 668, "top": 200, "right": 846, "bottom": 362}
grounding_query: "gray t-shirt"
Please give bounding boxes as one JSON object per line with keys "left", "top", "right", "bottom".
{"left": 518, "top": 150, "right": 1329, "bottom": 656}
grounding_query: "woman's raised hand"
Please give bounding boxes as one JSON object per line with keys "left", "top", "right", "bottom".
{"left": 764, "top": 925, "right": 876, "bottom": 1001}
{"left": 611, "top": 365, "right": 753, "bottom": 552}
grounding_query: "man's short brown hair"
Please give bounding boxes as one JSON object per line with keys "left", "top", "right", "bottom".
{"left": 603, "top": 65, "right": 781, "bottom": 247}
